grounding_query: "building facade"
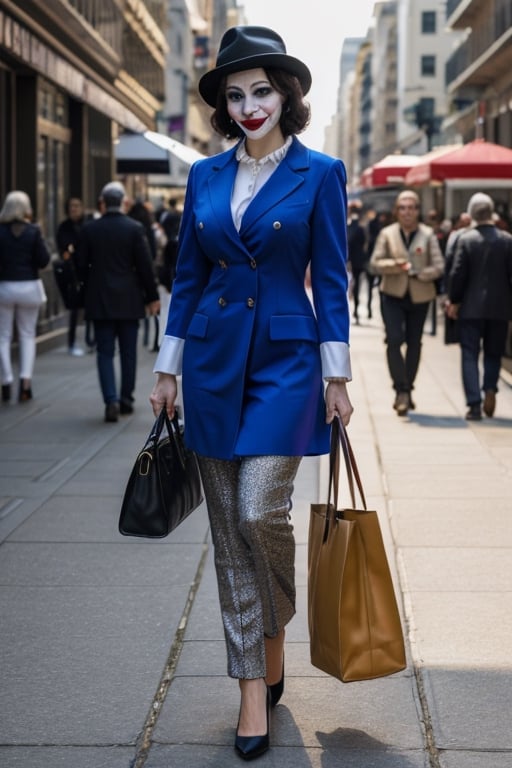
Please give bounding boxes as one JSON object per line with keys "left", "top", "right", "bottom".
{"left": 396, "top": 0, "right": 461, "bottom": 152}
{"left": 445, "top": 0, "right": 512, "bottom": 147}
{"left": 334, "top": 37, "right": 366, "bottom": 177}
{"left": 0, "top": 1, "right": 167, "bottom": 242}
{"left": 0, "top": 0, "right": 166, "bottom": 332}
{"left": 370, "top": 1, "right": 398, "bottom": 163}
{"left": 337, "top": 0, "right": 462, "bottom": 187}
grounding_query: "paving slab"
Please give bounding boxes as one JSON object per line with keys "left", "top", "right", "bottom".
{"left": 389, "top": 498, "right": 512, "bottom": 547}
{"left": 406, "top": 592, "right": 512, "bottom": 669}
{"left": 438, "top": 753, "right": 512, "bottom": 768}
{"left": 145, "top": 744, "right": 428, "bottom": 768}
{"left": 399, "top": 547, "right": 512, "bottom": 592}
{"left": 0, "top": 584, "right": 188, "bottom": 744}
{"left": 0, "top": 747, "right": 136, "bottom": 767}
{"left": 8, "top": 494, "right": 209, "bottom": 543}
{"left": 0, "top": 541, "right": 205, "bottom": 586}
{"left": 422, "top": 669, "right": 512, "bottom": 751}
{"left": 151, "top": 674, "right": 423, "bottom": 750}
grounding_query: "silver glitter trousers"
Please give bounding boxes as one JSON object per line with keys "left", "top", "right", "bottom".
{"left": 197, "top": 454, "right": 302, "bottom": 680}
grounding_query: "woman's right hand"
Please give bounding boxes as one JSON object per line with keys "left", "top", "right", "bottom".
{"left": 150, "top": 373, "right": 177, "bottom": 418}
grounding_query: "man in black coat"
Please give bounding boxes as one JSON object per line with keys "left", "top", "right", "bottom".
{"left": 347, "top": 201, "right": 371, "bottom": 323}
{"left": 448, "top": 193, "right": 512, "bottom": 420}
{"left": 76, "top": 182, "right": 160, "bottom": 422}
{"left": 56, "top": 197, "right": 86, "bottom": 355}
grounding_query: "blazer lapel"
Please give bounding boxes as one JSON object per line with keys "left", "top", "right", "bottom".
{"left": 390, "top": 224, "right": 409, "bottom": 259}
{"left": 207, "top": 146, "right": 246, "bottom": 251}
{"left": 240, "top": 138, "right": 310, "bottom": 234}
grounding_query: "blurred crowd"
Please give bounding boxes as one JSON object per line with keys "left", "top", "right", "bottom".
{"left": 1, "top": 182, "right": 511, "bottom": 424}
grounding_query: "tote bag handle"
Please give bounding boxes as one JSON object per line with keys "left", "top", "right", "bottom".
{"left": 327, "top": 416, "right": 368, "bottom": 512}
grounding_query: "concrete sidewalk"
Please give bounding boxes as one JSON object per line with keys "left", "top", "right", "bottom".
{"left": 0, "top": 316, "right": 511, "bottom": 768}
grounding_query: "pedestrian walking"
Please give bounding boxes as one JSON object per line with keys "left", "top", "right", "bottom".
{"left": 149, "top": 25, "right": 353, "bottom": 761}
{"left": 370, "top": 189, "right": 444, "bottom": 415}
{"left": 56, "top": 197, "right": 87, "bottom": 356}
{"left": 0, "top": 190, "right": 50, "bottom": 403}
{"left": 156, "top": 198, "right": 183, "bottom": 349}
{"left": 444, "top": 211, "right": 472, "bottom": 279}
{"left": 76, "top": 181, "right": 159, "bottom": 423}
{"left": 347, "top": 200, "right": 370, "bottom": 323}
{"left": 447, "top": 193, "right": 512, "bottom": 420}
{"left": 128, "top": 199, "right": 159, "bottom": 351}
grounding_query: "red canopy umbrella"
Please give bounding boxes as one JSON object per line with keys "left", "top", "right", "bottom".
{"left": 405, "top": 139, "right": 512, "bottom": 185}
{"left": 360, "top": 154, "right": 420, "bottom": 188}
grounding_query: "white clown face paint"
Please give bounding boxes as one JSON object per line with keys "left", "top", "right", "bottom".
{"left": 225, "top": 68, "right": 284, "bottom": 142}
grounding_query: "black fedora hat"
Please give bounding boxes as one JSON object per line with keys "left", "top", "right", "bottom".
{"left": 198, "top": 26, "right": 312, "bottom": 107}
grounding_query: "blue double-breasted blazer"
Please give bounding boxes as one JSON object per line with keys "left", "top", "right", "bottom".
{"left": 155, "top": 137, "right": 351, "bottom": 459}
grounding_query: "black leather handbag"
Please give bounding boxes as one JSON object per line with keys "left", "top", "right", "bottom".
{"left": 119, "top": 409, "right": 203, "bottom": 538}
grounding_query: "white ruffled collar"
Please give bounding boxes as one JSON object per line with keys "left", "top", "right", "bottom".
{"left": 236, "top": 136, "right": 292, "bottom": 168}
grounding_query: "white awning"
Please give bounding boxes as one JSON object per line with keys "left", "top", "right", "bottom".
{"left": 143, "top": 131, "right": 205, "bottom": 165}
{"left": 115, "top": 131, "right": 205, "bottom": 175}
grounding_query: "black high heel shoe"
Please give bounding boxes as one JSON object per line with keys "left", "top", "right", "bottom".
{"left": 235, "top": 687, "right": 270, "bottom": 761}
{"left": 269, "top": 657, "right": 284, "bottom": 707}
{"left": 18, "top": 380, "right": 32, "bottom": 403}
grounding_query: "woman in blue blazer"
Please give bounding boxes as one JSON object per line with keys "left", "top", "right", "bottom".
{"left": 150, "top": 26, "right": 353, "bottom": 760}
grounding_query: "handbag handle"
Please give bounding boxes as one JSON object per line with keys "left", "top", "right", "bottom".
{"left": 145, "top": 408, "right": 184, "bottom": 462}
{"left": 328, "top": 416, "right": 367, "bottom": 512}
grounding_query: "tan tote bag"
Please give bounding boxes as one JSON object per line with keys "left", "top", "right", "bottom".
{"left": 308, "top": 416, "right": 406, "bottom": 682}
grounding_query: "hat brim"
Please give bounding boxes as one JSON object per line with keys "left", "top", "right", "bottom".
{"left": 198, "top": 53, "right": 312, "bottom": 107}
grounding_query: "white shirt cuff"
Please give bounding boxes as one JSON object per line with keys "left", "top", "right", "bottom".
{"left": 153, "top": 336, "right": 184, "bottom": 375}
{"left": 320, "top": 341, "right": 352, "bottom": 381}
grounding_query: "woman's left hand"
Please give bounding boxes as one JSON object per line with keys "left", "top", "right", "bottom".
{"left": 325, "top": 382, "right": 353, "bottom": 427}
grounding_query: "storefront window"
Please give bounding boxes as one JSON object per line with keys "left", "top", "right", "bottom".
{"left": 39, "top": 83, "right": 53, "bottom": 120}
{"left": 37, "top": 80, "right": 71, "bottom": 248}
{"left": 55, "top": 92, "right": 67, "bottom": 126}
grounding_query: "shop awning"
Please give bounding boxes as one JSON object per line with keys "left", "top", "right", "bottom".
{"left": 115, "top": 131, "right": 205, "bottom": 174}
{"left": 404, "top": 139, "right": 512, "bottom": 185}
{"left": 360, "top": 154, "right": 421, "bottom": 188}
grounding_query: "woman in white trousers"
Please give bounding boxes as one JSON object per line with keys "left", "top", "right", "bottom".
{"left": 0, "top": 190, "right": 50, "bottom": 403}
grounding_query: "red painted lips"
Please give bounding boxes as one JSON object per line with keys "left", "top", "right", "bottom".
{"left": 241, "top": 118, "right": 267, "bottom": 131}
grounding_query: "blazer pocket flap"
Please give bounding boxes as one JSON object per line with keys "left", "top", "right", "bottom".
{"left": 188, "top": 312, "right": 209, "bottom": 338}
{"left": 270, "top": 315, "right": 318, "bottom": 342}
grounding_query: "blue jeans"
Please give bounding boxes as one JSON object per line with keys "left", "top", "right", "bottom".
{"left": 93, "top": 319, "right": 139, "bottom": 405}
{"left": 458, "top": 318, "right": 508, "bottom": 406}
{"left": 380, "top": 293, "right": 430, "bottom": 393}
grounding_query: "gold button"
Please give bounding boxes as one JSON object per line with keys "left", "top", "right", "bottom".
{"left": 198, "top": 221, "right": 204, "bottom": 229}
{"left": 249, "top": 259, "right": 257, "bottom": 269}
{"left": 219, "top": 259, "right": 227, "bottom": 269}
{"left": 273, "top": 221, "right": 281, "bottom": 229}
{"left": 246, "top": 298, "right": 255, "bottom": 308}
{"left": 218, "top": 297, "right": 227, "bottom": 307}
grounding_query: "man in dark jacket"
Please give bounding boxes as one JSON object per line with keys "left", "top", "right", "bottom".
{"left": 56, "top": 197, "right": 88, "bottom": 356}
{"left": 347, "top": 201, "right": 371, "bottom": 324}
{"left": 76, "top": 182, "right": 160, "bottom": 422}
{"left": 448, "top": 193, "right": 512, "bottom": 420}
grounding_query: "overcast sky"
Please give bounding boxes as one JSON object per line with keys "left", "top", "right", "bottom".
{"left": 238, "top": 1, "right": 377, "bottom": 151}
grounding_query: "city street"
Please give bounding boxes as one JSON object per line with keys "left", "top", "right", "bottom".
{"left": 1, "top": 311, "right": 511, "bottom": 768}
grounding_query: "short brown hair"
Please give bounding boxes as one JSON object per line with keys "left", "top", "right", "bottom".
{"left": 210, "top": 67, "right": 310, "bottom": 140}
